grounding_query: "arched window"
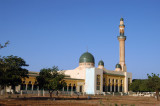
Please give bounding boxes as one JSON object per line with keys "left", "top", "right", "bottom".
{"left": 28, "top": 81, "right": 32, "bottom": 90}
{"left": 116, "top": 80, "right": 118, "bottom": 92}
{"left": 64, "top": 85, "right": 67, "bottom": 91}
{"left": 68, "top": 83, "right": 72, "bottom": 91}
{"left": 20, "top": 84, "right": 26, "bottom": 90}
{"left": 73, "top": 84, "right": 76, "bottom": 91}
{"left": 96, "top": 75, "right": 100, "bottom": 90}
{"left": 112, "top": 79, "right": 114, "bottom": 92}
{"left": 120, "top": 80, "right": 123, "bottom": 92}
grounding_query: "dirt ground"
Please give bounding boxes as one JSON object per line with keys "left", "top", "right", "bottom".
{"left": 0, "top": 95, "right": 160, "bottom": 106}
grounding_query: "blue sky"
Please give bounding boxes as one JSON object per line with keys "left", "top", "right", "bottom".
{"left": 0, "top": 0, "right": 160, "bottom": 79}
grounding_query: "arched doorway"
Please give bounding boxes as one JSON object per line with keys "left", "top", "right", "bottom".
{"left": 68, "top": 84, "right": 71, "bottom": 91}
{"left": 73, "top": 84, "right": 76, "bottom": 91}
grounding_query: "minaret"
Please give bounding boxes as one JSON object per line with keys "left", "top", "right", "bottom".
{"left": 118, "top": 18, "right": 127, "bottom": 72}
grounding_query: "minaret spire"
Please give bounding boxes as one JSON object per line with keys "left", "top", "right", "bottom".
{"left": 118, "top": 17, "right": 127, "bottom": 72}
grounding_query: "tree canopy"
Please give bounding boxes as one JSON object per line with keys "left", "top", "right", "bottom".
{"left": 0, "top": 55, "right": 29, "bottom": 92}
{"left": 130, "top": 73, "right": 160, "bottom": 101}
{"left": 36, "top": 66, "right": 66, "bottom": 98}
{"left": 146, "top": 73, "right": 160, "bottom": 101}
{"left": 129, "top": 79, "right": 151, "bottom": 92}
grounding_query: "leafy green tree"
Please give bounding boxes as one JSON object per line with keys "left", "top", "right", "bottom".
{"left": 36, "top": 66, "right": 66, "bottom": 98}
{"left": 0, "top": 55, "right": 29, "bottom": 93}
{"left": 147, "top": 73, "right": 160, "bottom": 101}
{"left": 129, "top": 79, "right": 152, "bottom": 92}
{"left": 129, "top": 79, "right": 141, "bottom": 92}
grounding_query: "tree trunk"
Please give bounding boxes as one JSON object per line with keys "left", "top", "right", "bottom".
{"left": 0, "top": 86, "right": 1, "bottom": 95}
{"left": 12, "top": 86, "right": 15, "bottom": 94}
{"left": 49, "top": 90, "right": 55, "bottom": 99}
{"left": 50, "top": 92, "right": 53, "bottom": 98}
{"left": 56, "top": 90, "right": 58, "bottom": 96}
{"left": 4, "top": 86, "right": 7, "bottom": 95}
{"left": 156, "top": 90, "right": 159, "bottom": 101}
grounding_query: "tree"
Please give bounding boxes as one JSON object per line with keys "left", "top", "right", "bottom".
{"left": 36, "top": 66, "right": 66, "bottom": 98}
{"left": 146, "top": 73, "right": 160, "bottom": 101}
{"left": 129, "top": 79, "right": 151, "bottom": 92}
{"left": 0, "top": 55, "right": 29, "bottom": 93}
{"left": 129, "top": 79, "right": 142, "bottom": 92}
{"left": 139, "top": 80, "right": 150, "bottom": 92}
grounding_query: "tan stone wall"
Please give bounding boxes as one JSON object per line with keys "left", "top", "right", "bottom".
{"left": 103, "top": 74, "right": 124, "bottom": 87}
{"left": 63, "top": 67, "right": 86, "bottom": 80}
{"left": 98, "top": 65, "right": 104, "bottom": 69}
{"left": 64, "top": 79, "right": 84, "bottom": 86}
{"left": 64, "top": 79, "right": 84, "bottom": 92}
{"left": 79, "top": 62, "right": 94, "bottom": 68}
{"left": 22, "top": 76, "right": 37, "bottom": 84}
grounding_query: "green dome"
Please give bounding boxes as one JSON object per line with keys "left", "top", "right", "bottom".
{"left": 120, "top": 18, "right": 124, "bottom": 21}
{"left": 79, "top": 52, "right": 95, "bottom": 63}
{"left": 115, "top": 64, "right": 121, "bottom": 69}
{"left": 98, "top": 60, "right": 104, "bottom": 66}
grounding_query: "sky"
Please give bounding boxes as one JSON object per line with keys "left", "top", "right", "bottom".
{"left": 0, "top": 0, "right": 160, "bottom": 79}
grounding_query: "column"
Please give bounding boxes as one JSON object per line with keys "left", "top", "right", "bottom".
{"left": 25, "top": 84, "right": 28, "bottom": 91}
{"left": 77, "top": 85, "right": 79, "bottom": 92}
{"left": 32, "top": 84, "right": 34, "bottom": 91}
{"left": 118, "top": 80, "right": 120, "bottom": 92}
{"left": 67, "top": 86, "right": 68, "bottom": 92}
{"left": 122, "top": 85, "right": 124, "bottom": 92}
{"left": 124, "top": 73, "right": 127, "bottom": 93}
{"left": 118, "top": 85, "right": 120, "bottom": 92}
{"left": 71, "top": 86, "right": 73, "bottom": 91}
{"left": 20, "top": 90, "right": 22, "bottom": 96}
{"left": 62, "top": 87, "right": 64, "bottom": 91}
{"left": 113, "top": 79, "right": 115, "bottom": 92}
{"left": 37, "top": 86, "right": 39, "bottom": 96}
{"left": 114, "top": 79, "right": 116, "bottom": 92}
{"left": 71, "top": 86, "right": 73, "bottom": 96}
{"left": 31, "top": 84, "right": 33, "bottom": 94}
{"left": 42, "top": 89, "right": 45, "bottom": 96}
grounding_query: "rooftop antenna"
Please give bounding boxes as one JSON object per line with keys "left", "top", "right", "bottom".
{"left": 87, "top": 46, "right": 88, "bottom": 52}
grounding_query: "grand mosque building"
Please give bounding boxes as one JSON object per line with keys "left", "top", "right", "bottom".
{"left": 10, "top": 18, "right": 132, "bottom": 95}
{"left": 60, "top": 18, "right": 132, "bottom": 94}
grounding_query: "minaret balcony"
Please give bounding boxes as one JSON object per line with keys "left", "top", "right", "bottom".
{"left": 117, "top": 35, "right": 126, "bottom": 40}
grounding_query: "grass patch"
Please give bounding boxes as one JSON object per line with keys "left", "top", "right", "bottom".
{"left": 115, "top": 103, "right": 118, "bottom": 106}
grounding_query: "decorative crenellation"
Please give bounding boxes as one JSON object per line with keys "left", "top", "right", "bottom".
{"left": 79, "top": 63, "right": 95, "bottom": 68}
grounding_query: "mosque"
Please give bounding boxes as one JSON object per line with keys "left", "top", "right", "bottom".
{"left": 60, "top": 18, "right": 132, "bottom": 94}
{"left": 9, "top": 18, "right": 132, "bottom": 95}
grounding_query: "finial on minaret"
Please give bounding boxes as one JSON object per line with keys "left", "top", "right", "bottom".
{"left": 120, "top": 17, "right": 124, "bottom": 21}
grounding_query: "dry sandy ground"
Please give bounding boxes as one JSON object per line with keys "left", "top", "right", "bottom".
{"left": 0, "top": 95, "right": 160, "bottom": 106}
